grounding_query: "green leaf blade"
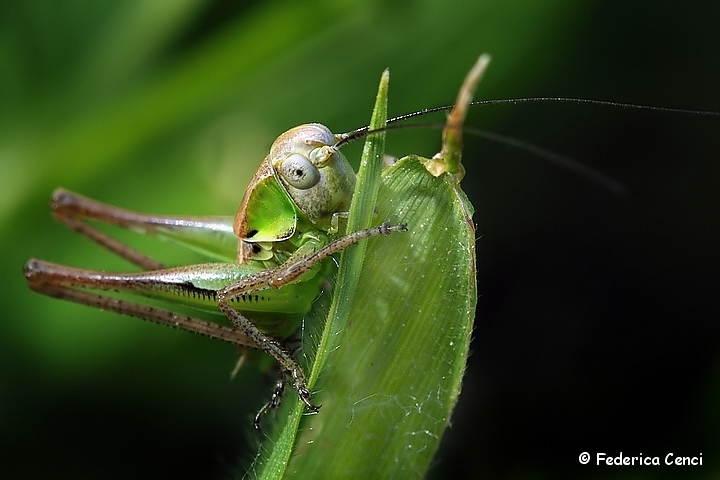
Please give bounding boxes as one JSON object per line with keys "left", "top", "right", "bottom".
{"left": 285, "top": 157, "right": 476, "bottom": 478}
{"left": 310, "top": 68, "right": 390, "bottom": 380}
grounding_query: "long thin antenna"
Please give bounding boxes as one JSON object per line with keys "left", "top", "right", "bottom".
{"left": 332, "top": 96, "right": 718, "bottom": 195}
{"left": 388, "top": 97, "right": 720, "bottom": 126}
{"left": 336, "top": 97, "right": 720, "bottom": 148}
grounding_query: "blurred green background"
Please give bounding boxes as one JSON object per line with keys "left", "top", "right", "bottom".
{"left": 2, "top": 1, "right": 719, "bottom": 478}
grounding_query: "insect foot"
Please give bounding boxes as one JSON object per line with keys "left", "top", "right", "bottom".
{"left": 252, "top": 368, "right": 320, "bottom": 431}
{"left": 253, "top": 375, "right": 287, "bottom": 432}
{"left": 250, "top": 368, "right": 320, "bottom": 430}
{"left": 291, "top": 368, "right": 321, "bottom": 413}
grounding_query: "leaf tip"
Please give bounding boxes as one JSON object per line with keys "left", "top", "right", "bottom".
{"left": 425, "top": 54, "right": 492, "bottom": 179}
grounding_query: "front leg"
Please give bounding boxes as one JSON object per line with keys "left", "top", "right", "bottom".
{"left": 216, "top": 222, "right": 407, "bottom": 422}
{"left": 216, "top": 292, "right": 319, "bottom": 419}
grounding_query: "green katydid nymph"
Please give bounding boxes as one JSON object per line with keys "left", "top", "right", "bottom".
{"left": 23, "top": 120, "right": 409, "bottom": 429}
{"left": 24, "top": 51, "right": 493, "bottom": 433}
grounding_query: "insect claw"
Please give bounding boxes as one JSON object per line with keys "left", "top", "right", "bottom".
{"left": 297, "top": 385, "right": 321, "bottom": 411}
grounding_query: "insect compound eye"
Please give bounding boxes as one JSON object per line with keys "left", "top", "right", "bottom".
{"left": 279, "top": 153, "right": 321, "bottom": 190}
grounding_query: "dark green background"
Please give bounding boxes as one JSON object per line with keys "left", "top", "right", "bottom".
{"left": 2, "top": 1, "right": 719, "bottom": 478}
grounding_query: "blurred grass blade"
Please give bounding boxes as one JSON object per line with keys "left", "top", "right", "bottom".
{"left": 78, "top": 0, "right": 206, "bottom": 90}
{"left": 2, "top": 0, "right": 354, "bottom": 223}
